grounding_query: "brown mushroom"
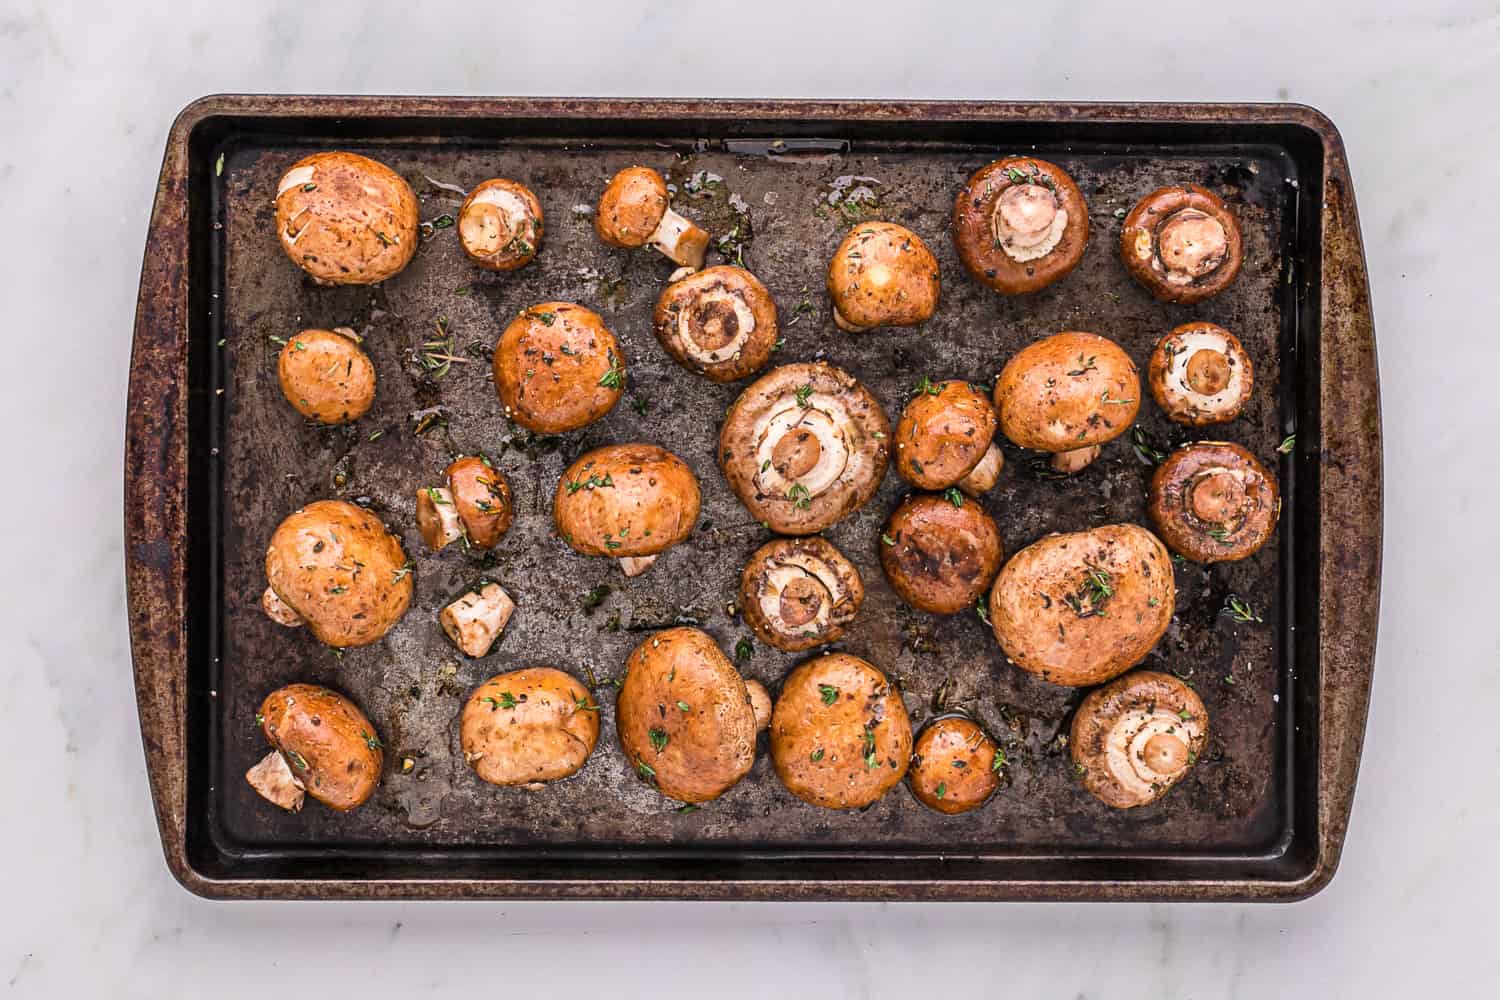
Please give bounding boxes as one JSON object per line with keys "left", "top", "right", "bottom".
{"left": 952, "top": 157, "right": 1089, "bottom": 294}
{"left": 880, "top": 492, "right": 1004, "bottom": 615}
{"left": 415, "top": 456, "right": 513, "bottom": 552}
{"left": 719, "top": 362, "right": 890, "bottom": 535}
{"left": 653, "top": 265, "right": 778, "bottom": 382}
{"left": 1147, "top": 322, "right": 1255, "bottom": 426}
{"left": 895, "top": 378, "right": 1002, "bottom": 495}
{"left": 1147, "top": 442, "right": 1280, "bottom": 563}
{"left": 908, "top": 715, "right": 1003, "bottom": 815}
{"left": 247, "top": 684, "right": 382, "bottom": 812}
{"left": 1121, "top": 185, "right": 1243, "bottom": 303}
{"left": 595, "top": 166, "right": 709, "bottom": 270}
{"left": 276, "top": 328, "right": 376, "bottom": 425}
{"left": 553, "top": 443, "right": 700, "bottom": 576}
{"left": 457, "top": 177, "right": 543, "bottom": 271}
{"left": 274, "top": 151, "right": 419, "bottom": 285}
{"left": 740, "top": 536, "right": 864, "bottom": 652}
{"left": 826, "top": 222, "right": 940, "bottom": 332}
{"left": 440, "top": 581, "right": 516, "bottom": 657}
{"left": 1071, "top": 671, "right": 1208, "bottom": 808}
{"left": 460, "top": 668, "right": 599, "bottom": 787}
{"left": 493, "top": 302, "right": 624, "bottom": 433}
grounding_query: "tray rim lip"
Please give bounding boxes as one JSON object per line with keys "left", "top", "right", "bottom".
{"left": 126, "top": 95, "right": 1380, "bottom": 902}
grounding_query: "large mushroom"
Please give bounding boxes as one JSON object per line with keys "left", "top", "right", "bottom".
{"left": 415, "top": 455, "right": 513, "bottom": 552}
{"left": 1121, "top": 185, "right": 1243, "bottom": 303}
{"left": 652, "top": 265, "right": 778, "bottom": 382}
{"left": 457, "top": 177, "right": 543, "bottom": 271}
{"left": 460, "top": 668, "right": 599, "bottom": 787}
{"left": 952, "top": 157, "right": 1089, "bottom": 295}
{"left": 826, "top": 222, "right": 940, "bottom": 332}
{"left": 1147, "top": 322, "right": 1255, "bottom": 426}
{"left": 740, "top": 536, "right": 864, "bottom": 652}
{"left": 880, "top": 492, "right": 1004, "bottom": 615}
{"left": 273, "top": 151, "right": 419, "bottom": 285}
{"left": 276, "top": 328, "right": 376, "bottom": 425}
{"left": 719, "top": 362, "right": 890, "bottom": 535}
{"left": 595, "top": 166, "right": 709, "bottom": 270}
{"left": 1071, "top": 671, "right": 1208, "bottom": 809}
{"left": 439, "top": 581, "right": 516, "bottom": 657}
{"left": 895, "top": 378, "right": 1003, "bottom": 496}
{"left": 553, "top": 443, "right": 700, "bottom": 577}
{"left": 493, "top": 302, "right": 624, "bottom": 434}
{"left": 907, "top": 715, "right": 1003, "bottom": 815}
{"left": 246, "top": 684, "right": 383, "bottom": 813}
{"left": 1148, "top": 442, "right": 1280, "bottom": 563}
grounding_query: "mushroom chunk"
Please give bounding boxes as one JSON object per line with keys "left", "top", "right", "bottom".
{"left": 248, "top": 684, "right": 383, "bottom": 812}
{"left": 826, "top": 222, "right": 940, "bottom": 332}
{"left": 880, "top": 493, "right": 1004, "bottom": 615}
{"left": 895, "top": 380, "right": 1000, "bottom": 491}
{"left": 769, "top": 653, "right": 912, "bottom": 810}
{"left": 416, "top": 456, "right": 513, "bottom": 552}
{"left": 1147, "top": 322, "right": 1255, "bottom": 426}
{"left": 440, "top": 581, "right": 516, "bottom": 657}
{"left": 262, "top": 499, "right": 413, "bottom": 647}
{"left": 460, "top": 668, "right": 599, "bottom": 787}
{"left": 457, "top": 177, "right": 543, "bottom": 271}
{"left": 553, "top": 443, "right": 700, "bottom": 575}
{"left": 1148, "top": 442, "right": 1280, "bottom": 563}
{"left": 595, "top": 166, "right": 709, "bottom": 270}
{"left": 1121, "top": 185, "right": 1244, "bottom": 303}
{"left": 908, "top": 716, "right": 1003, "bottom": 815}
{"left": 719, "top": 362, "right": 891, "bottom": 535}
{"left": 493, "top": 302, "right": 624, "bottom": 434}
{"left": 274, "top": 151, "right": 419, "bottom": 285}
{"left": 952, "top": 157, "right": 1089, "bottom": 294}
{"left": 277, "top": 328, "right": 376, "bottom": 425}
{"left": 988, "top": 524, "right": 1175, "bottom": 687}
{"left": 653, "top": 266, "right": 778, "bottom": 382}
{"left": 740, "top": 536, "right": 864, "bottom": 652}
{"left": 1071, "top": 671, "right": 1207, "bottom": 809}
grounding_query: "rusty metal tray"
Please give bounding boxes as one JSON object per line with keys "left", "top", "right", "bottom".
{"left": 125, "top": 97, "right": 1381, "bottom": 901}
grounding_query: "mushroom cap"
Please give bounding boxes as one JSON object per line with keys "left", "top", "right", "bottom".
{"left": 769, "top": 652, "right": 912, "bottom": 810}
{"left": 719, "top": 362, "right": 891, "bottom": 535}
{"left": 1070, "top": 670, "right": 1207, "bottom": 808}
{"left": 987, "top": 523, "right": 1175, "bottom": 687}
{"left": 276, "top": 328, "right": 376, "bottom": 425}
{"left": 740, "top": 536, "right": 864, "bottom": 652}
{"left": 653, "top": 266, "right": 779, "bottom": 382}
{"left": 554, "top": 443, "right": 700, "bottom": 558}
{"left": 493, "top": 302, "right": 624, "bottom": 433}
{"left": 825, "top": 222, "right": 940, "bottom": 330}
{"left": 257, "top": 684, "right": 382, "bottom": 811}
{"left": 880, "top": 492, "right": 1004, "bottom": 615}
{"left": 445, "top": 456, "right": 513, "bottom": 549}
{"left": 595, "top": 166, "right": 669, "bottom": 248}
{"left": 895, "top": 380, "right": 998, "bottom": 489}
{"left": 458, "top": 177, "right": 544, "bottom": 271}
{"left": 993, "top": 332, "right": 1141, "bottom": 453}
{"left": 952, "top": 157, "right": 1089, "bottom": 294}
{"left": 460, "top": 668, "right": 599, "bottom": 787}
{"left": 273, "top": 151, "right": 419, "bottom": 284}
{"left": 1147, "top": 322, "right": 1255, "bottom": 426}
{"left": 908, "top": 715, "right": 1002, "bottom": 814}
{"left": 1148, "top": 441, "right": 1280, "bottom": 563}
{"left": 1121, "top": 185, "right": 1244, "bottom": 304}
{"left": 616, "top": 627, "right": 759, "bottom": 803}
{"left": 264, "top": 500, "right": 413, "bottom": 647}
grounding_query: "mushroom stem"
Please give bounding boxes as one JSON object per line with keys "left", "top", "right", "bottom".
{"left": 618, "top": 554, "right": 659, "bottom": 578}
{"left": 648, "top": 208, "right": 709, "bottom": 270}
{"left": 416, "top": 486, "right": 464, "bottom": 551}
{"left": 958, "top": 441, "right": 1005, "bottom": 497}
{"left": 261, "top": 586, "right": 304, "bottom": 628}
{"left": 745, "top": 679, "right": 772, "bottom": 731}
{"left": 1050, "top": 444, "right": 1101, "bottom": 475}
{"left": 440, "top": 582, "right": 515, "bottom": 657}
{"left": 246, "top": 749, "right": 305, "bottom": 811}
{"left": 831, "top": 307, "right": 867, "bottom": 333}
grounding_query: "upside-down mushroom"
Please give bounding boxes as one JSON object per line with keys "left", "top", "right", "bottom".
{"left": 908, "top": 715, "right": 1003, "bottom": 815}
{"left": 740, "top": 536, "right": 864, "bottom": 652}
{"left": 276, "top": 328, "right": 376, "bottom": 425}
{"left": 457, "top": 177, "right": 543, "bottom": 271}
{"left": 1121, "top": 185, "right": 1243, "bottom": 303}
{"left": 440, "top": 581, "right": 516, "bottom": 657}
{"left": 460, "top": 668, "right": 599, "bottom": 787}
{"left": 895, "top": 378, "right": 1003, "bottom": 495}
{"left": 553, "top": 443, "right": 700, "bottom": 577}
{"left": 880, "top": 492, "right": 1004, "bottom": 615}
{"left": 1147, "top": 322, "right": 1255, "bottom": 426}
{"left": 1147, "top": 441, "right": 1280, "bottom": 563}
{"left": 415, "top": 456, "right": 513, "bottom": 552}
{"left": 1071, "top": 670, "right": 1208, "bottom": 809}
{"left": 826, "top": 222, "right": 940, "bottom": 332}
{"left": 653, "top": 265, "right": 778, "bottom": 382}
{"left": 493, "top": 302, "right": 625, "bottom": 434}
{"left": 246, "top": 684, "right": 383, "bottom": 812}
{"left": 595, "top": 166, "right": 709, "bottom": 270}
{"left": 274, "top": 151, "right": 419, "bottom": 285}
{"left": 952, "top": 157, "right": 1089, "bottom": 295}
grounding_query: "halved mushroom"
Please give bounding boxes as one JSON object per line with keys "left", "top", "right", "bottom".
{"left": 493, "top": 302, "right": 624, "bottom": 434}
{"left": 416, "top": 456, "right": 513, "bottom": 552}
{"left": 653, "top": 265, "right": 778, "bottom": 382}
{"left": 1147, "top": 322, "right": 1255, "bottom": 426}
{"left": 248, "top": 684, "right": 383, "bottom": 812}
{"left": 895, "top": 379, "right": 1001, "bottom": 494}
{"left": 1071, "top": 670, "right": 1207, "bottom": 809}
{"left": 1121, "top": 185, "right": 1243, "bottom": 303}
{"left": 953, "top": 157, "right": 1089, "bottom": 295}
{"left": 274, "top": 151, "right": 419, "bottom": 285}
{"left": 595, "top": 166, "right": 709, "bottom": 270}
{"left": 880, "top": 492, "right": 1004, "bottom": 615}
{"left": 1148, "top": 442, "right": 1280, "bottom": 563}
{"left": 440, "top": 581, "right": 516, "bottom": 657}
{"left": 460, "top": 668, "right": 599, "bottom": 787}
{"left": 277, "top": 328, "right": 376, "bottom": 425}
{"left": 719, "top": 362, "right": 890, "bottom": 535}
{"left": 826, "top": 222, "right": 940, "bottom": 332}
{"left": 553, "top": 443, "right": 700, "bottom": 576}
{"left": 740, "top": 536, "right": 863, "bottom": 652}
{"left": 458, "top": 177, "right": 543, "bottom": 271}
{"left": 908, "top": 715, "right": 1003, "bottom": 815}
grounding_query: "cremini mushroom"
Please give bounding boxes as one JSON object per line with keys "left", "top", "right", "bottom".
{"left": 415, "top": 456, "right": 513, "bottom": 552}
{"left": 1071, "top": 670, "right": 1207, "bottom": 809}
{"left": 247, "top": 684, "right": 383, "bottom": 812}
{"left": 1147, "top": 322, "right": 1255, "bottom": 426}
{"left": 460, "top": 668, "right": 599, "bottom": 787}
{"left": 952, "top": 157, "right": 1089, "bottom": 295}
{"left": 880, "top": 492, "right": 1004, "bottom": 615}
{"left": 493, "top": 302, "right": 624, "bottom": 433}
{"left": 740, "top": 536, "right": 864, "bottom": 652}
{"left": 276, "top": 327, "right": 376, "bottom": 425}
{"left": 274, "top": 151, "right": 419, "bottom": 284}
{"left": 457, "top": 177, "right": 543, "bottom": 271}
{"left": 440, "top": 581, "right": 516, "bottom": 657}
{"left": 826, "top": 222, "right": 940, "bottom": 332}
{"left": 1148, "top": 441, "right": 1280, "bottom": 563}
{"left": 553, "top": 443, "right": 700, "bottom": 577}
{"left": 1121, "top": 185, "right": 1243, "bottom": 303}
{"left": 908, "top": 715, "right": 1003, "bottom": 815}
{"left": 653, "top": 265, "right": 778, "bottom": 382}
{"left": 895, "top": 378, "right": 1003, "bottom": 495}
{"left": 595, "top": 165, "right": 709, "bottom": 270}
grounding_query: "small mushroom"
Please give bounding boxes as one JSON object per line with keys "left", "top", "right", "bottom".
{"left": 740, "top": 536, "right": 864, "bottom": 652}
{"left": 1147, "top": 322, "right": 1255, "bottom": 426}
{"left": 274, "top": 151, "right": 419, "bottom": 285}
{"left": 880, "top": 492, "right": 1004, "bottom": 615}
{"left": 1148, "top": 442, "right": 1280, "bottom": 563}
{"left": 276, "top": 328, "right": 376, "bottom": 425}
{"left": 440, "top": 581, "right": 516, "bottom": 657}
{"left": 457, "top": 177, "right": 543, "bottom": 271}
{"left": 1071, "top": 671, "right": 1208, "bottom": 809}
{"left": 416, "top": 456, "right": 513, "bottom": 552}
{"left": 460, "top": 668, "right": 599, "bottom": 787}
{"left": 826, "top": 222, "right": 940, "bottom": 332}
{"left": 1121, "top": 185, "right": 1243, "bottom": 303}
{"left": 908, "top": 716, "right": 1003, "bottom": 815}
{"left": 553, "top": 443, "right": 700, "bottom": 575}
{"left": 493, "top": 302, "right": 624, "bottom": 433}
{"left": 653, "top": 265, "right": 778, "bottom": 382}
{"left": 952, "top": 157, "right": 1089, "bottom": 294}
{"left": 247, "top": 684, "right": 383, "bottom": 812}
{"left": 895, "top": 379, "right": 1001, "bottom": 493}
{"left": 595, "top": 166, "right": 709, "bottom": 270}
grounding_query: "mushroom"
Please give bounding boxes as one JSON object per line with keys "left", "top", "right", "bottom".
{"left": 460, "top": 668, "right": 599, "bottom": 787}
{"left": 740, "top": 536, "right": 864, "bottom": 652}
{"left": 246, "top": 684, "right": 383, "bottom": 812}
{"left": 719, "top": 362, "right": 890, "bottom": 535}
{"left": 276, "top": 328, "right": 376, "bottom": 425}
{"left": 1071, "top": 670, "right": 1208, "bottom": 809}
{"left": 1147, "top": 442, "right": 1280, "bottom": 563}
{"left": 826, "top": 222, "right": 940, "bottom": 332}
{"left": 1121, "top": 185, "right": 1244, "bottom": 303}
{"left": 908, "top": 715, "right": 1003, "bottom": 815}
{"left": 1147, "top": 322, "right": 1255, "bottom": 426}
{"left": 273, "top": 151, "right": 419, "bottom": 285}
{"left": 440, "top": 581, "right": 516, "bottom": 657}
{"left": 880, "top": 492, "right": 1004, "bottom": 615}
{"left": 769, "top": 652, "right": 912, "bottom": 809}
{"left": 987, "top": 523, "right": 1175, "bottom": 687}
{"left": 653, "top": 265, "right": 778, "bottom": 382}
{"left": 616, "top": 627, "right": 768, "bottom": 803}
{"left": 595, "top": 166, "right": 709, "bottom": 270}
{"left": 553, "top": 443, "right": 700, "bottom": 576}
{"left": 493, "top": 302, "right": 625, "bottom": 434}
{"left": 894, "top": 378, "right": 1003, "bottom": 495}
{"left": 993, "top": 331, "right": 1141, "bottom": 474}
{"left": 262, "top": 499, "right": 413, "bottom": 647}
{"left": 457, "top": 177, "right": 543, "bottom": 271}
{"left": 415, "top": 456, "right": 513, "bottom": 552}
{"left": 952, "top": 157, "right": 1089, "bottom": 294}
{"left": 745, "top": 679, "right": 773, "bottom": 731}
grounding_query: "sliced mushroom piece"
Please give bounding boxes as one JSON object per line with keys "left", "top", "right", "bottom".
{"left": 415, "top": 486, "right": 464, "bottom": 551}
{"left": 441, "top": 582, "right": 516, "bottom": 657}
{"left": 826, "top": 222, "right": 940, "bottom": 331}
{"left": 245, "top": 749, "right": 305, "bottom": 812}
{"left": 895, "top": 379, "right": 998, "bottom": 490}
{"left": 595, "top": 166, "right": 709, "bottom": 269}
{"left": 1147, "top": 442, "right": 1280, "bottom": 563}
{"left": 653, "top": 265, "right": 778, "bottom": 382}
{"left": 952, "top": 157, "right": 1089, "bottom": 295}
{"left": 741, "top": 536, "right": 864, "bottom": 652}
{"left": 1147, "top": 322, "right": 1255, "bottom": 425}
{"left": 957, "top": 441, "right": 1005, "bottom": 497}
{"left": 1121, "top": 185, "right": 1244, "bottom": 303}
{"left": 458, "top": 177, "right": 543, "bottom": 271}
{"left": 1071, "top": 671, "right": 1208, "bottom": 808}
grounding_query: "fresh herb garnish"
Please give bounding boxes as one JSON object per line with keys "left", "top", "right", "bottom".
{"left": 1223, "top": 595, "right": 1263, "bottom": 624}
{"left": 648, "top": 727, "right": 669, "bottom": 752}
{"left": 734, "top": 638, "right": 753, "bottom": 662}
{"left": 794, "top": 383, "right": 814, "bottom": 408}
{"left": 912, "top": 375, "right": 941, "bottom": 397}
{"left": 1278, "top": 434, "right": 1296, "bottom": 454}
{"left": 818, "top": 684, "right": 839, "bottom": 705}
{"left": 787, "top": 483, "right": 812, "bottom": 509}
{"left": 361, "top": 730, "right": 383, "bottom": 751}
{"left": 943, "top": 487, "right": 964, "bottom": 508}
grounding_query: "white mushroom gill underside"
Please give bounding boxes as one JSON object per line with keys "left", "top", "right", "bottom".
{"left": 677, "top": 288, "right": 755, "bottom": 364}
{"left": 752, "top": 398, "right": 852, "bottom": 499}
{"left": 1103, "top": 708, "right": 1202, "bottom": 797}
{"left": 1163, "top": 331, "right": 1245, "bottom": 414}
{"left": 758, "top": 556, "right": 842, "bottom": 634}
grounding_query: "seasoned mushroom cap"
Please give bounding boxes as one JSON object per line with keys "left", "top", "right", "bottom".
{"left": 769, "top": 652, "right": 912, "bottom": 809}
{"left": 1147, "top": 322, "right": 1255, "bottom": 426}
{"left": 595, "top": 166, "right": 669, "bottom": 247}
{"left": 895, "top": 380, "right": 998, "bottom": 489}
{"left": 988, "top": 523, "right": 1175, "bottom": 687}
{"left": 554, "top": 443, "right": 700, "bottom": 558}
{"left": 1148, "top": 442, "right": 1280, "bottom": 563}
{"left": 264, "top": 499, "right": 413, "bottom": 647}
{"left": 908, "top": 716, "right": 1002, "bottom": 815}
{"left": 458, "top": 177, "right": 543, "bottom": 271}
{"left": 493, "top": 302, "right": 624, "bottom": 433}
{"left": 740, "top": 536, "right": 864, "bottom": 652}
{"left": 719, "top": 362, "right": 891, "bottom": 535}
{"left": 653, "top": 266, "right": 778, "bottom": 382}
{"left": 826, "top": 222, "right": 940, "bottom": 331}
{"left": 276, "top": 328, "right": 376, "bottom": 425}
{"left": 994, "top": 332, "right": 1141, "bottom": 453}
{"left": 952, "top": 157, "right": 1089, "bottom": 295}
{"left": 1121, "top": 185, "right": 1243, "bottom": 303}
{"left": 256, "top": 684, "right": 382, "bottom": 811}
{"left": 880, "top": 492, "right": 1004, "bottom": 615}
{"left": 617, "top": 627, "right": 759, "bottom": 803}
{"left": 274, "top": 151, "right": 419, "bottom": 284}
{"left": 1071, "top": 670, "right": 1207, "bottom": 808}
{"left": 445, "top": 456, "right": 513, "bottom": 549}
{"left": 460, "top": 668, "right": 599, "bottom": 787}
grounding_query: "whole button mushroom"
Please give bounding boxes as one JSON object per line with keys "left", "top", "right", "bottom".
{"left": 653, "top": 265, "right": 779, "bottom": 382}
{"left": 908, "top": 716, "right": 1004, "bottom": 815}
{"left": 440, "top": 581, "right": 516, "bottom": 657}
{"left": 826, "top": 222, "right": 940, "bottom": 332}
{"left": 246, "top": 684, "right": 383, "bottom": 813}
{"left": 262, "top": 499, "right": 414, "bottom": 648}
{"left": 493, "top": 302, "right": 625, "bottom": 434}
{"left": 740, "top": 536, "right": 864, "bottom": 652}
{"left": 719, "top": 362, "right": 891, "bottom": 535}
{"left": 952, "top": 157, "right": 1089, "bottom": 295}
{"left": 1121, "top": 185, "right": 1244, "bottom": 303}
{"left": 276, "top": 328, "right": 377, "bottom": 425}
{"left": 595, "top": 165, "right": 709, "bottom": 270}
{"left": 273, "top": 151, "right": 419, "bottom": 285}
{"left": 415, "top": 455, "right": 514, "bottom": 552}
{"left": 895, "top": 378, "right": 1003, "bottom": 496}
{"left": 1071, "top": 671, "right": 1208, "bottom": 809}
{"left": 1147, "top": 322, "right": 1255, "bottom": 426}
{"left": 987, "top": 524, "right": 1175, "bottom": 687}
{"left": 554, "top": 443, "right": 701, "bottom": 577}
{"left": 460, "top": 668, "right": 600, "bottom": 788}
{"left": 880, "top": 492, "right": 1004, "bottom": 615}
{"left": 457, "top": 177, "right": 543, "bottom": 271}
{"left": 1148, "top": 442, "right": 1280, "bottom": 563}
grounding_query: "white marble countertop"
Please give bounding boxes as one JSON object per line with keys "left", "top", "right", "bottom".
{"left": 2, "top": 0, "right": 1495, "bottom": 995}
